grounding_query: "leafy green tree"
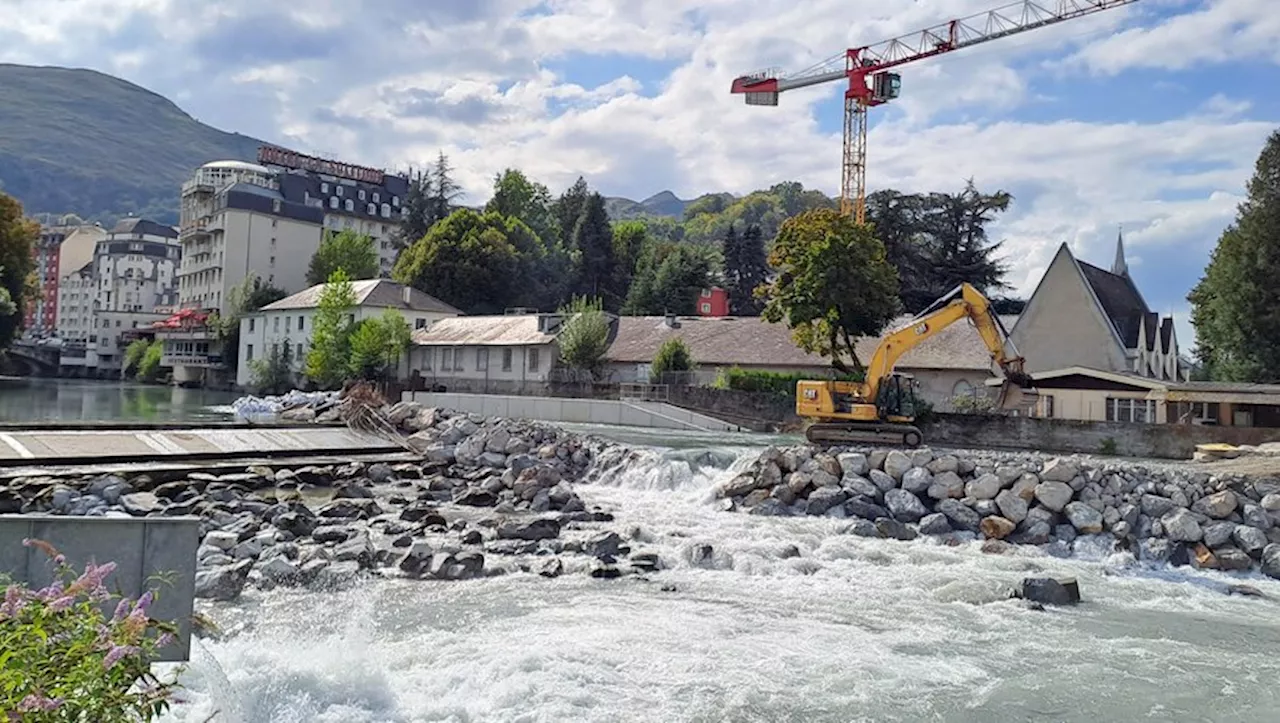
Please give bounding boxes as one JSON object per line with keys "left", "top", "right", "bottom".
{"left": 760, "top": 209, "right": 901, "bottom": 374}
{"left": 136, "top": 340, "right": 164, "bottom": 382}
{"left": 722, "top": 222, "right": 769, "bottom": 316}
{"left": 305, "top": 269, "right": 358, "bottom": 389}
{"left": 398, "top": 166, "right": 435, "bottom": 247}
{"left": 552, "top": 177, "right": 591, "bottom": 247}
{"left": 486, "top": 169, "right": 559, "bottom": 247}
{"left": 349, "top": 310, "right": 412, "bottom": 380}
{"left": 557, "top": 296, "right": 611, "bottom": 375}
{"left": 249, "top": 336, "right": 295, "bottom": 394}
{"left": 570, "top": 192, "right": 617, "bottom": 304}
{"left": 393, "top": 209, "right": 523, "bottom": 314}
{"left": 650, "top": 338, "right": 694, "bottom": 383}
{"left": 1189, "top": 129, "right": 1280, "bottom": 381}
{"left": 429, "top": 151, "right": 463, "bottom": 225}
{"left": 306, "top": 229, "right": 379, "bottom": 285}
{"left": 623, "top": 241, "right": 715, "bottom": 315}
{"left": 123, "top": 338, "right": 150, "bottom": 377}
{"left": 0, "top": 192, "right": 37, "bottom": 349}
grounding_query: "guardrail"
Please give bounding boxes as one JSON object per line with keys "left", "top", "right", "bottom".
{"left": 619, "top": 383, "right": 669, "bottom": 402}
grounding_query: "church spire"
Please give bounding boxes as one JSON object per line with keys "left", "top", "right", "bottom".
{"left": 1111, "top": 226, "right": 1128, "bottom": 277}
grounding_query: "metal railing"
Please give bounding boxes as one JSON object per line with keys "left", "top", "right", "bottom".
{"left": 620, "top": 383, "right": 670, "bottom": 402}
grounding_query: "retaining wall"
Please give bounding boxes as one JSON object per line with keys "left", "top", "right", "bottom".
{"left": 0, "top": 515, "right": 200, "bottom": 662}
{"left": 405, "top": 392, "right": 743, "bottom": 432}
{"left": 922, "top": 413, "right": 1280, "bottom": 459}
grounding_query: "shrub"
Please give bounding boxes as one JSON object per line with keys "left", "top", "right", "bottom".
{"left": 713, "top": 366, "right": 864, "bottom": 396}
{"left": 949, "top": 393, "right": 997, "bottom": 415}
{"left": 650, "top": 338, "right": 694, "bottom": 383}
{"left": 0, "top": 539, "right": 180, "bottom": 721}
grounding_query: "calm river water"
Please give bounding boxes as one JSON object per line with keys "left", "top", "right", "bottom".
{"left": 0, "top": 377, "right": 238, "bottom": 424}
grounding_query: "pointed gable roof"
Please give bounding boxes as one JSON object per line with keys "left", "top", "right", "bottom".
{"left": 1076, "top": 259, "right": 1150, "bottom": 348}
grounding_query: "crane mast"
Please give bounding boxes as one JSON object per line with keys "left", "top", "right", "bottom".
{"left": 731, "top": 0, "right": 1140, "bottom": 223}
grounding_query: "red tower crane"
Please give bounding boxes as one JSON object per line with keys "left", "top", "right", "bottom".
{"left": 730, "top": 0, "right": 1140, "bottom": 223}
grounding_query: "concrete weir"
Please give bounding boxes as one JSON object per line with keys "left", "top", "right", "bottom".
{"left": 0, "top": 426, "right": 401, "bottom": 467}
{"left": 404, "top": 391, "right": 744, "bottom": 432}
{"left": 0, "top": 515, "right": 200, "bottom": 662}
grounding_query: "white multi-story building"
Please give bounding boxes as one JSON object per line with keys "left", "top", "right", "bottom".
{"left": 236, "top": 279, "right": 458, "bottom": 388}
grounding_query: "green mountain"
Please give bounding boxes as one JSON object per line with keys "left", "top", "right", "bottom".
{"left": 604, "top": 190, "right": 694, "bottom": 220}
{"left": 0, "top": 64, "right": 268, "bottom": 225}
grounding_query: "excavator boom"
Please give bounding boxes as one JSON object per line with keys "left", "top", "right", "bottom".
{"left": 800, "top": 283, "right": 1036, "bottom": 447}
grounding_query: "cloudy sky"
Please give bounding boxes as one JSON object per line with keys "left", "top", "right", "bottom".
{"left": 3, "top": 0, "right": 1278, "bottom": 346}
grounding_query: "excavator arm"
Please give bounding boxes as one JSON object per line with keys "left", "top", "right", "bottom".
{"left": 863, "top": 283, "right": 1033, "bottom": 404}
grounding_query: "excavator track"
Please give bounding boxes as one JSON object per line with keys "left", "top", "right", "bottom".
{"left": 805, "top": 422, "right": 924, "bottom": 449}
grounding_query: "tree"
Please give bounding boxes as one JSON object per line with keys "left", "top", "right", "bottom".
{"left": 723, "top": 223, "right": 769, "bottom": 315}
{"left": 760, "top": 209, "right": 901, "bottom": 374}
{"left": 398, "top": 166, "right": 435, "bottom": 247}
{"left": 211, "top": 274, "right": 287, "bottom": 377}
{"left": 123, "top": 338, "right": 150, "bottom": 378}
{"left": 136, "top": 341, "right": 164, "bottom": 382}
{"left": 392, "top": 209, "right": 523, "bottom": 314}
{"left": 249, "top": 337, "right": 294, "bottom": 394}
{"left": 650, "top": 338, "right": 694, "bottom": 383}
{"left": 622, "top": 241, "right": 715, "bottom": 315}
{"left": 486, "top": 169, "right": 558, "bottom": 248}
{"left": 557, "top": 295, "right": 611, "bottom": 376}
{"left": 349, "top": 310, "right": 412, "bottom": 381}
{"left": 570, "top": 192, "right": 617, "bottom": 304}
{"left": 305, "top": 269, "right": 358, "bottom": 389}
{"left": 0, "top": 192, "right": 37, "bottom": 349}
{"left": 1189, "top": 129, "right": 1280, "bottom": 381}
{"left": 306, "top": 229, "right": 379, "bottom": 285}
{"left": 552, "top": 177, "right": 590, "bottom": 247}
{"left": 429, "top": 151, "right": 463, "bottom": 225}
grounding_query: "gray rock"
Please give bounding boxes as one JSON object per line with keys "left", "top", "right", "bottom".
{"left": 1011, "top": 474, "right": 1039, "bottom": 502}
{"left": 120, "top": 492, "right": 163, "bottom": 516}
{"left": 311, "top": 525, "right": 356, "bottom": 544}
{"left": 884, "top": 451, "right": 913, "bottom": 481}
{"left": 1034, "top": 481, "right": 1074, "bottom": 513}
{"left": 1215, "top": 547, "right": 1253, "bottom": 571}
{"left": 1203, "top": 521, "right": 1237, "bottom": 549}
{"left": 926, "top": 455, "right": 959, "bottom": 474}
{"left": 423, "top": 445, "right": 457, "bottom": 465}
{"left": 868, "top": 469, "right": 897, "bottom": 493}
{"left": 367, "top": 463, "right": 394, "bottom": 484}
{"left": 806, "top": 486, "right": 848, "bottom": 516}
{"left": 884, "top": 489, "right": 928, "bottom": 523}
{"left": 936, "top": 498, "right": 981, "bottom": 532}
{"left": 585, "top": 531, "right": 627, "bottom": 559}
{"left": 1242, "top": 503, "right": 1272, "bottom": 531}
{"left": 317, "top": 498, "right": 383, "bottom": 519}
{"left": 918, "top": 513, "right": 952, "bottom": 535}
{"left": 1064, "top": 502, "right": 1104, "bottom": 534}
{"left": 909, "top": 448, "right": 933, "bottom": 468}
{"left": 194, "top": 559, "right": 253, "bottom": 602}
{"left": 847, "top": 519, "right": 880, "bottom": 538}
{"left": 1262, "top": 544, "right": 1280, "bottom": 579}
{"left": 1192, "top": 490, "right": 1238, "bottom": 520}
{"left": 995, "top": 490, "right": 1029, "bottom": 524}
{"left": 1161, "top": 508, "right": 1203, "bottom": 543}
{"left": 258, "top": 557, "right": 300, "bottom": 583}
{"left": 927, "top": 471, "right": 965, "bottom": 500}
{"left": 1261, "top": 494, "right": 1280, "bottom": 512}
{"left": 966, "top": 474, "right": 1002, "bottom": 501}
{"left": 204, "top": 530, "right": 239, "bottom": 551}
{"left": 1017, "top": 577, "right": 1081, "bottom": 606}
{"left": 1055, "top": 524, "right": 1078, "bottom": 544}
{"left": 868, "top": 450, "right": 888, "bottom": 472}
{"left": 1040, "top": 459, "right": 1079, "bottom": 484}
{"left": 843, "top": 498, "right": 891, "bottom": 521}
{"left": 837, "top": 453, "right": 869, "bottom": 478}
{"left": 843, "top": 476, "right": 881, "bottom": 501}
{"left": 398, "top": 542, "right": 434, "bottom": 577}
{"left": 901, "top": 468, "right": 933, "bottom": 496}
{"left": 875, "top": 518, "right": 918, "bottom": 541}
{"left": 497, "top": 516, "right": 561, "bottom": 541}
{"left": 454, "top": 488, "right": 499, "bottom": 507}
{"left": 1009, "top": 521, "right": 1052, "bottom": 545}
{"left": 1234, "top": 525, "right": 1269, "bottom": 557}
{"left": 309, "top": 560, "right": 362, "bottom": 590}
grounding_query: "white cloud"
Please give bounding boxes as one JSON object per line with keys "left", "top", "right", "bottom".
{"left": 1, "top": 0, "right": 1277, "bottom": 347}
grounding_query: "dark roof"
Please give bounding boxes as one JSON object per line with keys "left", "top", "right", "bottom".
{"left": 278, "top": 171, "right": 410, "bottom": 225}
{"left": 223, "top": 183, "right": 324, "bottom": 225}
{"left": 261, "top": 279, "right": 459, "bottom": 314}
{"left": 1160, "top": 317, "right": 1174, "bottom": 350}
{"left": 1170, "top": 381, "right": 1280, "bottom": 395}
{"left": 109, "top": 218, "right": 178, "bottom": 239}
{"left": 1142, "top": 312, "right": 1158, "bottom": 351}
{"left": 1077, "top": 260, "right": 1150, "bottom": 347}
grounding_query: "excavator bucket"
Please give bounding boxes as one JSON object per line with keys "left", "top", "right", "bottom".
{"left": 995, "top": 379, "right": 1034, "bottom": 411}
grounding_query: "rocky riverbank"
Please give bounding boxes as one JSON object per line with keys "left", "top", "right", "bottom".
{"left": 0, "top": 404, "right": 666, "bottom": 602}
{"left": 716, "top": 444, "right": 1280, "bottom": 577}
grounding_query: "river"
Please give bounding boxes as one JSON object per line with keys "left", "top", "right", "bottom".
{"left": 157, "top": 430, "right": 1280, "bottom": 723}
{"left": 0, "top": 377, "right": 237, "bottom": 423}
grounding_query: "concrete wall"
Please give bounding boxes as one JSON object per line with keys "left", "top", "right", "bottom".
{"left": 406, "top": 391, "right": 742, "bottom": 432}
{"left": 0, "top": 515, "right": 199, "bottom": 662}
{"left": 922, "top": 413, "right": 1280, "bottom": 460}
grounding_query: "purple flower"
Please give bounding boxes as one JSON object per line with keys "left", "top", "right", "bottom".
{"left": 67, "top": 561, "right": 117, "bottom": 596}
{"left": 134, "top": 590, "right": 154, "bottom": 613}
{"left": 34, "top": 581, "right": 64, "bottom": 602}
{"left": 102, "top": 644, "right": 140, "bottom": 669}
{"left": 1, "top": 587, "right": 28, "bottom": 619}
{"left": 156, "top": 632, "right": 176, "bottom": 649}
{"left": 17, "top": 694, "right": 63, "bottom": 711}
{"left": 48, "top": 595, "right": 75, "bottom": 613}
{"left": 113, "top": 597, "right": 131, "bottom": 622}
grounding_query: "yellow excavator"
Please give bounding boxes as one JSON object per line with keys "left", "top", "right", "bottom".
{"left": 798, "top": 283, "right": 1035, "bottom": 448}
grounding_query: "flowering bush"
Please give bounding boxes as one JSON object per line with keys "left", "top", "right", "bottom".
{"left": 0, "top": 538, "right": 180, "bottom": 721}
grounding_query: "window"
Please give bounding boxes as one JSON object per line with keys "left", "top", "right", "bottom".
{"left": 297, "top": 344, "right": 303, "bottom": 359}
{"left": 453, "top": 348, "right": 465, "bottom": 371}
{"left": 358, "top": 189, "right": 366, "bottom": 201}
{"left": 381, "top": 203, "right": 391, "bottom": 218}
{"left": 336, "top": 186, "right": 344, "bottom": 197}
{"left": 1105, "top": 397, "right": 1157, "bottom": 424}
{"left": 285, "top": 316, "right": 291, "bottom": 332}
{"left": 528, "top": 348, "right": 540, "bottom": 372}
{"left": 701, "top": 303, "right": 711, "bottom": 313}
{"left": 273, "top": 316, "right": 279, "bottom": 333}
{"left": 272, "top": 200, "right": 281, "bottom": 214}
{"left": 1036, "top": 394, "right": 1055, "bottom": 418}
{"left": 423, "top": 348, "right": 432, "bottom": 370}
{"left": 345, "top": 199, "right": 354, "bottom": 212}
{"left": 246, "top": 344, "right": 254, "bottom": 361}
{"left": 321, "top": 182, "right": 329, "bottom": 193}
{"left": 502, "top": 348, "right": 512, "bottom": 371}
{"left": 298, "top": 315, "right": 304, "bottom": 331}
{"left": 441, "top": 348, "right": 452, "bottom": 371}
{"left": 373, "top": 192, "right": 380, "bottom": 204}
{"left": 392, "top": 196, "right": 400, "bottom": 207}
{"left": 477, "top": 348, "right": 489, "bottom": 371}
{"left": 368, "top": 203, "right": 377, "bottom": 215}
{"left": 701, "top": 289, "right": 711, "bottom": 298}
{"left": 330, "top": 196, "right": 339, "bottom": 209}
{"left": 271, "top": 343, "right": 278, "bottom": 357}
{"left": 415, "top": 318, "right": 427, "bottom": 329}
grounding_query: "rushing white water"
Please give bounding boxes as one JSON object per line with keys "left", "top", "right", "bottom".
{"left": 159, "top": 432, "right": 1280, "bottom": 723}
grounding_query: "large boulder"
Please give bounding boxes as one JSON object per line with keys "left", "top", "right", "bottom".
{"left": 995, "top": 490, "right": 1029, "bottom": 524}
{"left": 936, "top": 498, "right": 981, "bottom": 532}
{"left": 901, "top": 468, "right": 933, "bottom": 496}
{"left": 1039, "top": 458, "right": 1079, "bottom": 484}
{"left": 1161, "top": 508, "right": 1203, "bottom": 543}
{"left": 884, "top": 489, "right": 928, "bottom": 523}
{"left": 1016, "top": 577, "right": 1081, "bottom": 606}
{"left": 497, "top": 516, "right": 562, "bottom": 541}
{"left": 965, "top": 474, "right": 1002, "bottom": 501}
{"left": 1033, "top": 481, "right": 1074, "bottom": 513}
{"left": 927, "top": 471, "right": 965, "bottom": 501}
{"left": 883, "top": 451, "right": 913, "bottom": 481}
{"left": 1064, "top": 502, "right": 1104, "bottom": 534}
{"left": 837, "top": 453, "right": 869, "bottom": 478}
{"left": 1191, "top": 490, "right": 1238, "bottom": 520}
{"left": 194, "top": 559, "right": 253, "bottom": 602}
{"left": 980, "top": 516, "right": 1016, "bottom": 540}
{"left": 1261, "top": 544, "right": 1280, "bottom": 580}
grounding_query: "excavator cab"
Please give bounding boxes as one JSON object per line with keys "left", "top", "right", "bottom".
{"left": 875, "top": 373, "right": 919, "bottom": 420}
